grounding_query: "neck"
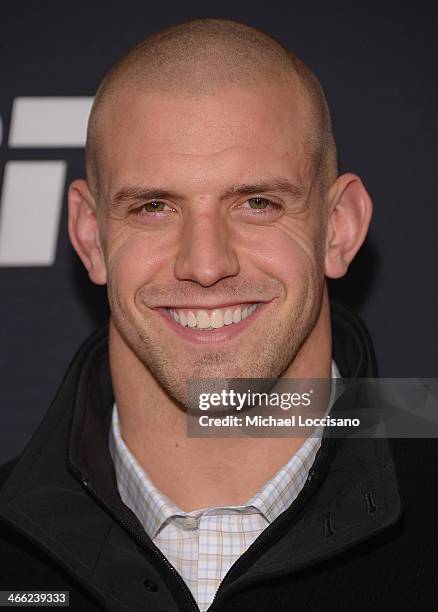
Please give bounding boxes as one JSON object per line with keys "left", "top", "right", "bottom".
{"left": 109, "top": 288, "right": 332, "bottom": 511}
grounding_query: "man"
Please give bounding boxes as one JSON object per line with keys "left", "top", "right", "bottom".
{"left": 0, "top": 18, "right": 436, "bottom": 612}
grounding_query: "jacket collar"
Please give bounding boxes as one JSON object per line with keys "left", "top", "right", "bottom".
{"left": 0, "top": 303, "right": 401, "bottom": 610}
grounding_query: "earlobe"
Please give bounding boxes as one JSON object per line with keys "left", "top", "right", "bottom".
{"left": 68, "top": 179, "right": 107, "bottom": 285}
{"left": 324, "top": 173, "right": 373, "bottom": 279}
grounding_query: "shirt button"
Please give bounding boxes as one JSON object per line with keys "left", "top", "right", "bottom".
{"left": 143, "top": 579, "right": 158, "bottom": 592}
{"left": 183, "top": 516, "right": 199, "bottom": 529}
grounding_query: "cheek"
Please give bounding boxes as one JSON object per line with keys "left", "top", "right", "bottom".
{"left": 106, "top": 230, "right": 174, "bottom": 305}
{"left": 237, "top": 223, "right": 323, "bottom": 289}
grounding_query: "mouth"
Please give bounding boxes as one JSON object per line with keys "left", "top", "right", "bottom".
{"left": 165, "top": 303, "right": 259, "bottom": 330}
{"left": 155, "top": 302, "right": 265, "bottom": 344}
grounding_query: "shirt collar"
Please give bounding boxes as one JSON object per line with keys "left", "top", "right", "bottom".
{"left": 109, "top": 406, "right": 181, "bottom": 538}
{"left": 109, "top": 361, "right": 340, "bottom": 537}
{"left": 246, "top": 361, "right": 340, "bottom": 522}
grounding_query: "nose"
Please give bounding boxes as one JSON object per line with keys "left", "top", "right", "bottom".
{"left": 174, "top": 210, "right": 239, "bottom": 287}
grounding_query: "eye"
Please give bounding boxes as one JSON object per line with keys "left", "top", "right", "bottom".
{"left": 247, "top": 197, "right": 272, "bottom": 210}
{"left": 142, "top": 200, "right": 166, "bottom": 213}
{"left": 130, "top": 200, "right": 174, "bottom": 219}
{"left": 239, "top": 197, "right": 283, "bottom": 213}
{"left": 128, "top": 200, "right": 176, "bottom": 226}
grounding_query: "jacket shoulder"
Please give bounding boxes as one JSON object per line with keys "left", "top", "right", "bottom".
{"left": 0, "top": 459, "right": 19, "bottom": 489}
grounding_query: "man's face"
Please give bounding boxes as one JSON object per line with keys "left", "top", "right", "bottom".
{"left": 96, "top": 80, "right": 328, "bottom": 403}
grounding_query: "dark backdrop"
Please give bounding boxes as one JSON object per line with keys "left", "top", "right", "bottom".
{"left": 1, "top": 0, "right": 437, "bottom": 463}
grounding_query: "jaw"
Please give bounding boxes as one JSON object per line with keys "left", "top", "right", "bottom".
{"left": 109, "top": 283, "right": 332, "bottom": 409}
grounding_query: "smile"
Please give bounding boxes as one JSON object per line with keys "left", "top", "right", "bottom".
{"left": 165, "top": 303, "right": 259, "bottom": 331}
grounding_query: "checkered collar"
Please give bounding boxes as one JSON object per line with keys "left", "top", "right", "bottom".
{"left": 109, "top": 362, "right": 340, "bottom": 537}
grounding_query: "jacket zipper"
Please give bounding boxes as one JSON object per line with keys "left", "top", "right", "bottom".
{"left": 82, "top": 479, "right": 200, "bottom": 612}
{"left": 209, "top": 437, "right": 337, "bottom": 609}
{"left": 84, "top": 442, "right": 329, "bottom": 612}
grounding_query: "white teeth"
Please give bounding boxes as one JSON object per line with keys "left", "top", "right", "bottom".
{"left": 196, "top": 310, "right": 210, "bottom": 329}
{"left": 232, "top": 308, "right": 241, "bottom": 324}
{"left": 168, "top": 304, "right": 258, "bottom": 330}
{"left": 187, "top": 312, "right": 197, "bottom": 328}
{"left": 210, "top": 309, "right": 224, "bottom": 328}
{"left": 224, "top": 310, "right": 233, "bottom": 325}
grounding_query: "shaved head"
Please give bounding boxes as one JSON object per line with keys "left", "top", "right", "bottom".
{"left": 85, "top": 18, "right": 337, "bottom": 199}
{"left": 69, "top": 18, "right": 373, "bottom": 414}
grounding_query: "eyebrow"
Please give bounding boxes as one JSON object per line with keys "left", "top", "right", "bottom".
{"left": 109, "top": 177, "right": 306, "bottom": 213}
{"left": 223, "top": 178, "right": 306, "bottom": 200}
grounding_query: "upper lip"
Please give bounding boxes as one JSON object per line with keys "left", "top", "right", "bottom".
{"left": 159, "top": 301, "right": 266, "bottom": 310}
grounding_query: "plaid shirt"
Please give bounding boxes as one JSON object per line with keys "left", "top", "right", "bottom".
{"left": 109, "top": 363, "right": 339, "bottom": 611}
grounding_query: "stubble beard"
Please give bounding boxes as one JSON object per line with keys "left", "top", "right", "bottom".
{"left": 108, "top": 274, "right": 324, "bottom": 409}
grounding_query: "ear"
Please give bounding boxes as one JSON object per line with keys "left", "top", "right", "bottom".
{"left": 68, "top": 179, "right": 107, "bottom": 285}
{"left": 325, "top": 173, "right": 373, "bottom": 279}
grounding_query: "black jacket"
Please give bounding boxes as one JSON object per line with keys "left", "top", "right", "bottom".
{"left": 0, "top": 303, "right": 437, "bottom": 611}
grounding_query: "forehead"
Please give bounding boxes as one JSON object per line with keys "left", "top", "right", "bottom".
{"left": 99, "top": 82, "right": 314, "bottom": 194}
